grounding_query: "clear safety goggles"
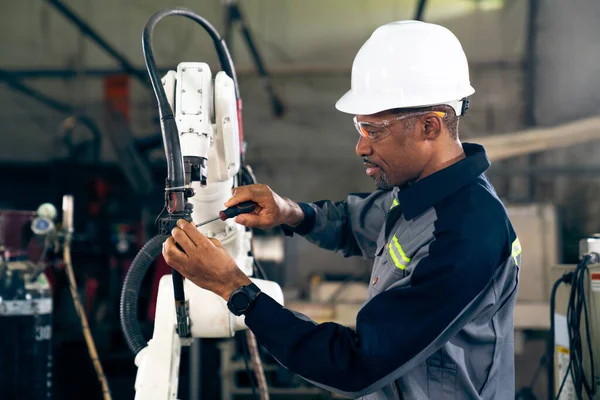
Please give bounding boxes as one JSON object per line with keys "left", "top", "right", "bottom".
{"left": 353, "top": 111, "right": 446, "bottom": 142}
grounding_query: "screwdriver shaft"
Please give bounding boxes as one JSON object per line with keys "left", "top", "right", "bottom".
{"left": 195, "top": 216, "right": 220, "bottom": 228}
{"left": 193, "top": 201, "right": 257, "bottom": 228}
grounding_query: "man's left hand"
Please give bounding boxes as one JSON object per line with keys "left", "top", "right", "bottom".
{"left": 162, "top": 219, "right": 252, "bottom": 301}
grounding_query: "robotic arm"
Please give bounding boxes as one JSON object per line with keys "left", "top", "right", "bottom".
{"left": 119, "top": 8, "right": 283, "bottom": 399}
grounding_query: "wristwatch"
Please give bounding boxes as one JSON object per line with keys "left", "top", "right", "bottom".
{"left": 227, "top": 282, "right": 261, "bottom": 316}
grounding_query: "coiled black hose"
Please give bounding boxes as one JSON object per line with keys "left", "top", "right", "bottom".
{"left": 120, "top": 234, "right": 167, "bottom": 356}
{"left": 120, "top": 6, "right": 243, "bottom": 359}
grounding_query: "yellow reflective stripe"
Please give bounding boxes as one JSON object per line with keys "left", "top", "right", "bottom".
{"left": 390, "top": 198, "right": 399, "bottom": 210}
{"left": 393, "top": 235, "right": 411, "bottom": 263}
{"left": 388, "top": 243, "right": 406, "bottom": 270}
{"left": 512, "top": 238, "right": 521, "bottom": 266}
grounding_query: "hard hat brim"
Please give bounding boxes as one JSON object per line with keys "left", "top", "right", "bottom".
{"left": 335, "top": 86, "right": 475, "bottom": 116}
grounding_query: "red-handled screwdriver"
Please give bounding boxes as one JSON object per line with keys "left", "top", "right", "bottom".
{"left": 194, "top": 201, "right": 258, "bottom": 228}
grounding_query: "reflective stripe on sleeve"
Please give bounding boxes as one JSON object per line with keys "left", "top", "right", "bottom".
{"left": 512, "top": 238, "right": 521, "bottom": 266}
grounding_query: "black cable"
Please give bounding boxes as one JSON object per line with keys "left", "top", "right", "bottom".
{"left": 548, "top": 271, "right": 574, "bottom": 398}
{"left": 554, "top": 254, "right": 598, "bottom": 400}
{"left": 142, "top": 6, "right": 242, "bottom": 337}
{"left": 570, "top": 255, "right": 594, "bottom": 399}
{"left": 142, "top": 6, "right": 240, "bottom": 189}
{"left": 414, "top": 0, "right": 428, "bottom": 21}
{"left": 252, "top": 256, "right": 268, "bottom": 280}
{"left": 580, "top": 268, "right": 596, "bottom": 395}
{"left": 120, "top": 234, "right": 169, "bottom": 356}
{"left": 556, "top": 359, "right": 573, "bottom": 400}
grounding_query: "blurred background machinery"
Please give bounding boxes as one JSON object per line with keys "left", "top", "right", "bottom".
{"left": 545, "top": 239, "right": 600, "bottom": 400}
{"left": 2, "top": 0, "right": 600, "bottom": 399}
{"left": 0, "top": 209, "right": 54, "bottom": 400}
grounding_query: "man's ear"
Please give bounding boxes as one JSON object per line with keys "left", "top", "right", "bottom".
{"left": 421, "top": 113, "right": 443, "bottom": 140}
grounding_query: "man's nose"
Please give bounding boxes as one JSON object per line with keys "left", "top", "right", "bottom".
{"left": 356, "top": 135, "right": 373, "bottom": 158}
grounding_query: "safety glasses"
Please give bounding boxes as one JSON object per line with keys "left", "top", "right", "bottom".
{"left": 353, "top": 111, "right": 446, "bottom": 142}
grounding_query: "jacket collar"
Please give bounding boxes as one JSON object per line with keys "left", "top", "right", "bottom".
{"left": 397, "top": 142, "right": 491, "bottom": 220}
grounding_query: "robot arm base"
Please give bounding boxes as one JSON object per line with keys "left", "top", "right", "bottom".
{"left": 133, "top": 275, "right": 283, "bottom": 399}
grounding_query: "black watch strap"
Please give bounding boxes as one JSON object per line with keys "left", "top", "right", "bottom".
{"left": 227, "top": 282, "right": 261, "bottom": 316}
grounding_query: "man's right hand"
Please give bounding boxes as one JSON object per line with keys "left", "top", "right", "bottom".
{"left": 224, "top": 184, "right": 304, "bottom": 229}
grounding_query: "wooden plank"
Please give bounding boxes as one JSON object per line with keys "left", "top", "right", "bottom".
{"left": 473, "top": 116, "right": 600, "bottom": 161}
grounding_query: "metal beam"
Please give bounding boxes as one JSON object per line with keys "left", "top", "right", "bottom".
{"left": 2, "top": 60, "right": 526, "bottom": 80}
{"left": 0, "top": 69, "right": 153, "bottom": 194}
{"left": 42, "top": 0, "right": 148, "bottom": 86}
{"left": 2, "top": 68, "right": 168, "bottom": 80}
{"left": 0, "top": 69, "right": 73, "bottom": 113}
{"left": 0, "top": 70, "right": 104, "bottom": 162}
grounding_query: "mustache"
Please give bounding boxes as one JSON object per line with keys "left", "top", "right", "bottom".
{"left": 363, "top": 157, "right": 381, "bottom": 168}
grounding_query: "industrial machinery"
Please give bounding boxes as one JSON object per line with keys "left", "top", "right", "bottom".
{"left": 549, "top": 237, "right": 600, "bottom": 400}
{"left": 119, "top": 7, "right": 284, "bottom": 400}
{"left": 0, "top": 196, "right": 108, "bottom": 400}
{"left": 0, "top": 207, "right": 54, "bottom": 400}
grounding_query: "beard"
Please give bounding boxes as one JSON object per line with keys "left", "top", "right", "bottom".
{"left": 372, "top": 169, "right": 393, "bottom": 190}
{"left": 364, "top": 157, "right": 393, "bottom": 190}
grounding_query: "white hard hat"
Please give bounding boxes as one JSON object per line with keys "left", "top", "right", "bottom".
{"left": 336, "top": 21, "right": 475, "bottom": 116}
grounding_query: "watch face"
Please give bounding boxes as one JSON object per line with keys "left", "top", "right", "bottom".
{"left": 232, "top": 292, "right": 251, "bottom": 311}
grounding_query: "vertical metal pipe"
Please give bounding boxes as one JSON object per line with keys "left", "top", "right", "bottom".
{"left": 62, "top": 195, "right": 74, "bottom": 232}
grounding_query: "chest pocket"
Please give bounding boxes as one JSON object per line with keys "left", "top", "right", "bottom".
{"left": 385, "top": 234, "right": 412, "bottom": 271}
{"left": 370, "top": 232, "right": 409, "bottom": 296}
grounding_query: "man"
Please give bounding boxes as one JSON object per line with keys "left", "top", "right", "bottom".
{"left": 163, "top": 21, "right": 521, "bottom": 399}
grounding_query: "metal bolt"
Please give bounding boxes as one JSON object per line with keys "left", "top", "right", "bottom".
{"left": 182, "top": 111, "right": 186, "bottom": 115}
{"left": 182, "top": 89, "right": 186, "bottom": 93}
{"left": 197, "top": 90, "right": 201, "bottom": 93}
{"left": 182, "top": 68, "right": 186, "bottom": 71}
{"left": 188, "top": 128, "right": 194, "bottom": 133}
{"left": 198, "top": 68, "right": 203, "bottom": 72}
